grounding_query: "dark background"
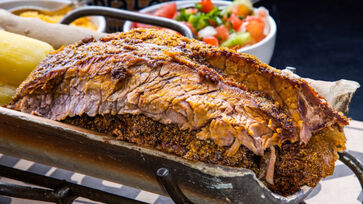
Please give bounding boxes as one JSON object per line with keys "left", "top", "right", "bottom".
{"left": 254, "top": 0, "right": 363, "bottom": 121}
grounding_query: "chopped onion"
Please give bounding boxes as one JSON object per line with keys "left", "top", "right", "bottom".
{"left": 254, "top": 7, "right": 270, "bottom": 35}
{"left": 198, "top": 26, "right": 217, "bottom": 38}
{"left": 255, "top": 7, "right": 269, "bottom": 19}
{"left": 229, "top": 32, "right": 237, "bottom": 39}
{"left": 239, "top": 22, "right": 248, "bottom": 32}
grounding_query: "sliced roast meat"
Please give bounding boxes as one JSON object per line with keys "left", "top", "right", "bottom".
{"left": 8, "top": 29, "right": 348, "bottom": 195}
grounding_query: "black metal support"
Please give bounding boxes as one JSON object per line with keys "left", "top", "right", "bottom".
{"left": 338, "top": 151, "right": 363, "bottom": 198}
{"left": 0, "top": 154, "right": 361, "bottom": 204}
{"left": 0, "top": 182, "right": 75, "bottom": 204}
{"left": 0, "top": 164, "right": 146, "bottom": 204}
{"left": 59, "top": 6, "right": 194, "bottom": 39}
{"left": 156, "top": 168, "right": 193, "bottom": 204}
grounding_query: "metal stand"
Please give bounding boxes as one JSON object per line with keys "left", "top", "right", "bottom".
{"left": 0, "top": 151, "right": 361, "bottom": 204}
{"left": 338, "top": 152, "right": 363, "bottom": 192}
{"left": 0, "top": 164, "right": 145, "bottom": 204}
{"left": 156, "top": 168, "right": 192, "bottom": 204}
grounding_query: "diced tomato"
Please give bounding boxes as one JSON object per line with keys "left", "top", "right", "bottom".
{"left": 223, "top": 15, "right": 229, "bottom": 21}
{"left": 182, "top": 22, "right": 197, "bottom": 36}
{"left": 231, "top": 4, "right": 250, "bottom": 18}
{"left": 216, "top": 25, "right": 229, "bottom": 41}
{"left": 200, "top": 0, "right": 214, "bottom": 13}
{"left": 185, "top": 8, "right": 198, "bottom": 14}
{"left": 203, "top": 36, "right": 219, "bottom": 46}
{"left": 209, "top": 19, "right": 215, "bottom": 27}
{"left": 245, "top": 19, "right": 265, "bottom": 42}
{"left": 153, "top": 3, "right": 177, "bottom": 19}
{"left": 229, "top": 14, "right": 243, "bottom": 31}
{"left": 245, "top": 16, "right": 264, "bottom": 23}
{"left": 256, "top": 7, "right": 268, "bottom": 18}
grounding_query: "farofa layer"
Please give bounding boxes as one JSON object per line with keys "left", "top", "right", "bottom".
{"left": 63, "top": 113, "right": 340, "bottom": 196}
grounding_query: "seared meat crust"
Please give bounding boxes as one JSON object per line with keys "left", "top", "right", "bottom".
{"left": 8, "top": 29, "right": 348, "bottom": 195}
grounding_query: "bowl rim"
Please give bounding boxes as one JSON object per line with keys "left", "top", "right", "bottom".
{"left": 123, "top": 0, "right": 276, "bottom": 51}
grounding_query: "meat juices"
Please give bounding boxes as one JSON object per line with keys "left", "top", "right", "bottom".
{"left": 8, "top": 29, "right": 348, "bottom": 196}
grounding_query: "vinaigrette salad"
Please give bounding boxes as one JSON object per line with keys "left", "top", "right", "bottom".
{"left": 133, "top": 0, "right": 269, "bottom": 49}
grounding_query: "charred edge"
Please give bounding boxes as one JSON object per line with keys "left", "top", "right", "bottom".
{"left": 197, "top": 65, "right": 222, "bottom": 84}
{"left": 111, "top": 68, "right": 131, "bottom": 80}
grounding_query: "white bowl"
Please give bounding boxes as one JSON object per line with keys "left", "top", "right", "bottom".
{"left": 123, "top": 0, "right": 276, "bottom": 64}
{"left": 0, "top": 0, "right": 106, "bottom": 33}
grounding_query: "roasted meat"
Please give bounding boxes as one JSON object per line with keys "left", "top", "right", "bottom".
{"left": 8, "top": 29, "right": 348, "bottom": 196}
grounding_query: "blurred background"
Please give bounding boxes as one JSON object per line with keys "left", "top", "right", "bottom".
{"left": 253, "top": 0, "right": 363, "bottom": 121}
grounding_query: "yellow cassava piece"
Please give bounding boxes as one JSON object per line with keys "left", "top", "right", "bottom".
{"left": 0, "top": 30, "right": 54, "bottom": 86}
{"left": 0, "top": 81, "right": 16, "bottom": 105}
